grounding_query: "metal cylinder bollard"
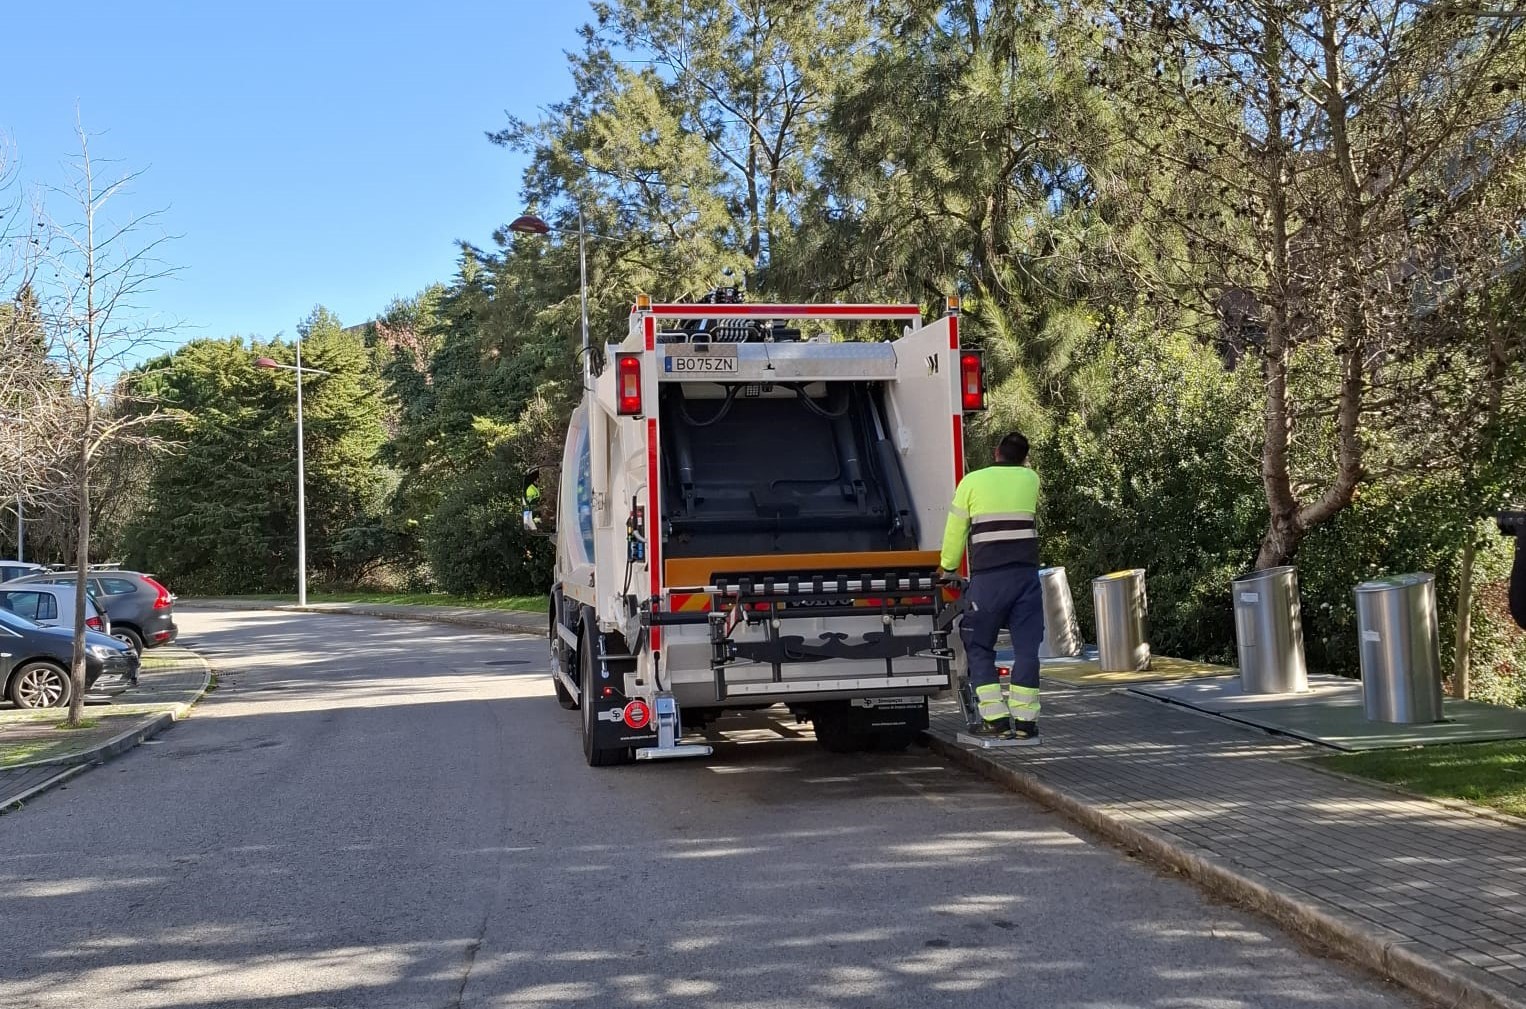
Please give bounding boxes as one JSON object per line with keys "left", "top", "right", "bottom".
{"left": 1038, "top": 566, "right": 1083, "bottom": 658}
{"left": 1092, "top": 569, "right": 1150, "bottom": 672}
{"left": 1232, "top": 566, "right": 1309, "bottom": 694}
{"left": 1354, "top": 573, "right": 1445, "bottom": 724}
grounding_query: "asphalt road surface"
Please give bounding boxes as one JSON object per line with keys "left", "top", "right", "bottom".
{"left": 0, "top": 609, "right": 1425, "bottom": 1009}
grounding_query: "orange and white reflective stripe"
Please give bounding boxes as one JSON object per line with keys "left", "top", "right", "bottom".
{"left": 667, "top": 593, "right": 712, "bottom": 613}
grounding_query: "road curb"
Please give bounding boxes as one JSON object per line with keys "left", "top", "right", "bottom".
{"left": 186, "top": 600, "right": 543, "bottom": 636}
{"left": 0, "top": 764, "right": 90, "bottom": 812}
{"left": 0, "top": 653, "right": 213, "bottom": 811}
{"left": 926, "top": 731, "right": 1526, "bottom": 1009}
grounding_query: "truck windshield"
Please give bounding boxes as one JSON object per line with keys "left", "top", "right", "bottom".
{"left": 659, "top": 382, "right": 917, "bottom": 558}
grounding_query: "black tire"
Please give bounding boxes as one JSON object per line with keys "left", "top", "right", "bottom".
{"left": 551, "top": 600, "right": 577, "bottom": 710}
{"left": 9, "top": 661, "right": 73, "bottom": 709}
{"left": 868, "top": 728, "right": 922, "bottom": 753}
{"left": 580, "top": 626, "right": 633, "bottom": 767}
{"left": 683, "top": 710, "right": 718, "bottom": 734}
{"left": 112, "top": 627, "right": 144, "bottom": 655}
{"left": 812, "top": 710, "right": 868, "bottom": 754}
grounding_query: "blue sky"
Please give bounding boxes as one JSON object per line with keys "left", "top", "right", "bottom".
{"left": 2, "top": 1, "right": 590, "bottom": 347}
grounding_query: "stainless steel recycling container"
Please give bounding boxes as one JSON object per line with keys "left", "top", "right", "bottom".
{"left": 1232, "top": 566, "right": 1308, "bottom": 694}
{"left": 1354, "top": 573, "right": 1445, "bottom": 724}
{"left": 1038, "top": 566, "right": 1083, "bottom": 658}
{"left": 1092, "top": 569, "right": 1150, "bottom": 672}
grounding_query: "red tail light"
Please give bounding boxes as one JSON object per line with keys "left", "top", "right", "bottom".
{"left": 959, "top": 351, "right": 985, "bottom": 412}
{"left": 616, "top": 353, "right": 643, "bottom": 416}
{"left": 86, "top": 616, "right": 103, "bottom": 630}
{"left": 145, "top": 576, "right": 173, "bottom": 610}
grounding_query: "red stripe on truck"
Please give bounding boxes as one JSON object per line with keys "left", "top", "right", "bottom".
{"left": 952, "top": 413, "right": 967, "bottom": 577}
{"left": 647, "top": 415, "right": 662, "bottom": 655}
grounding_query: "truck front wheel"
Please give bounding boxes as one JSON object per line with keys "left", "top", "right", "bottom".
{"left": 551, "top": 599, "right": 577, "bottom": 710}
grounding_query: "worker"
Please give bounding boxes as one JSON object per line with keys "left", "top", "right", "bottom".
{"left": 938, "top": 432, "right": 1043, "bottom": 744}
{"left": 522, "top": 470, "right": 542, "bottom": 533}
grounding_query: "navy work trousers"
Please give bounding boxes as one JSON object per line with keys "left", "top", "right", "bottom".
{"left": 961, "top": 563, "right": 1044, "bottom": 714}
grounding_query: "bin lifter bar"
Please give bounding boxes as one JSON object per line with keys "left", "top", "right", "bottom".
{"left": 640, "top": 303, "right": 924, "bottom": 322}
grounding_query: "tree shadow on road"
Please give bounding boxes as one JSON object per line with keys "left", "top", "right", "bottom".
{"left": 0, "top": 616, "right": 1423, "bottom": 1009}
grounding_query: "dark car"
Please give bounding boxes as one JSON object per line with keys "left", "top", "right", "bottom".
{"left": 0, "top": 607, "right": 139, "bottom": 708}
{"left": 11, "top": 569, "right": 177, "bottom": 654}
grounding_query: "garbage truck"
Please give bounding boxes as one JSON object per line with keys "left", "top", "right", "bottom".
{"left": 531, "top": 285, "right": 984, "bottom": 765}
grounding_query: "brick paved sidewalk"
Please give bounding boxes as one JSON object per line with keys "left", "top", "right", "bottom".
{"left": 928, "top": 682, "right": 1526, "bottom": 1009}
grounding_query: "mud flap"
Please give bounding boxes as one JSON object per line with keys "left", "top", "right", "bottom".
{"left": 833, "top": 695, "right": 930, "bottom": 734}
{"left": 590, "top": 693, "right": 661, "bottom": 750}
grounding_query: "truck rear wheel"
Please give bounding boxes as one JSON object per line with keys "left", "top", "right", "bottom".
{"left": 580, "top": 627, "right": 634, "bottom": 767}
{"left": 812, "top": 699, "right": 928, "bottom": 754}
{"left": 812, "top": 709, "right": 869, "bottom": 754}
{"left": 868, "top": 728, "right": 922, "bottom": 752}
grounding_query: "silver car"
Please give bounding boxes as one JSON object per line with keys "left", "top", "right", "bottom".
{"left": 0, "top": 582, "right": 111, "bottom": 637}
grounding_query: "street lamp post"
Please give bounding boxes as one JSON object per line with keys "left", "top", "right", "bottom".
{"left": 508, "top": 210, "right": 617, "bottom": 377}
{"left": 509, "top": 210, "right": 628, "bottom": 522}
{"left": 2, "top": 415, "right": 24, "bottom": 562}
{"left": 256, "top": 345, "right": 332, "bottom": 607}
{"left": 12, "top": 429, "right": 20, "bottom": 564}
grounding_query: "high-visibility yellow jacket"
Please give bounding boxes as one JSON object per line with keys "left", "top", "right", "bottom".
{"left": 939, "top": 464, "right": 1041, "bottom": 572}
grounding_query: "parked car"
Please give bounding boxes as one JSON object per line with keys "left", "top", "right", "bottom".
{"left": 0, "top": 583, "right": 110, "bottom": 635}
{"left": 0, "top": 561, "right": 46, "bottom": 583}
{"left": 0, "top": 607, "right": 138, "bottom": 708}
{"left": 8, "top": 570, "right": 177, "bottom": 654}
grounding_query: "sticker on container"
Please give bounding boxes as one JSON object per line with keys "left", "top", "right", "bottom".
{"left": 1240, "top": 592, "right": 1260, "bottom": 604}
{"left": 1362, "top": 630, "right": 1381, "bottom": 643}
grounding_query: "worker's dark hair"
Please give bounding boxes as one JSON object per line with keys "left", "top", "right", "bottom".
{"left": 996, "top": 432, "right": 1030, "bottom": 464}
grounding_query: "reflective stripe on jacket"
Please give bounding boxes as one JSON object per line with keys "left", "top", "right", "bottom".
{"left": 939, "top": 464, "right": 1041, "bottom": 572}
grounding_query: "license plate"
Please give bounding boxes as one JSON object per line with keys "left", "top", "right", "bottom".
{"left": 666, "top": 354, "right": 739, "bottom": 374}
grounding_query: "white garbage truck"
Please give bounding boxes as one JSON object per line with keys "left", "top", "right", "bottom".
{"left": 534, "top": 285, "right": 985, "bottom": 765}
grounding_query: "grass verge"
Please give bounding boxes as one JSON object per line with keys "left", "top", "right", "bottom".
{"left": 220, "top": 590, "right": 544, "bottom": 612}
{"left": 1, "top": 738, "right": 74, "bottom": 767}
{"left": 0, "top": 713, "right": 134, "bottom": 768}
{"left": 1313, "top": 741, "right": 1526, "bottom": 819}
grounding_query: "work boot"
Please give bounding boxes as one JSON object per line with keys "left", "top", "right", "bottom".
{"left": 967, "top": 720, "right": 1014, "bottom": 740}
{"left": 1010, "top": 720, "right": 1040, "bottom": 746}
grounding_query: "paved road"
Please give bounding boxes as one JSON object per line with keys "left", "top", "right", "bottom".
{"left": 0, "top": 609, "right": 1424, "bottom": 1009}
